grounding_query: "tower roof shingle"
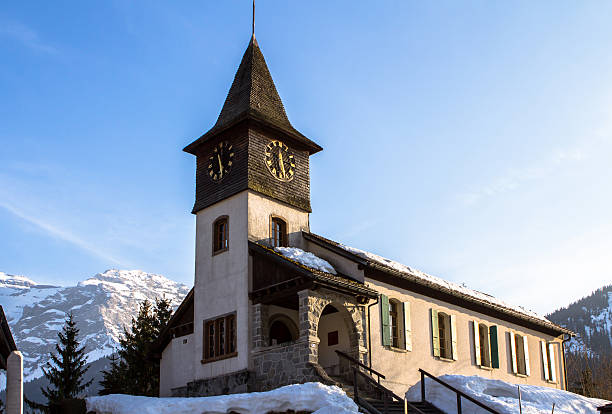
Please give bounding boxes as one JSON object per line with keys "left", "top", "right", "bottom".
{"left": 184, "top": 36, "right": 322, "bottom": 155}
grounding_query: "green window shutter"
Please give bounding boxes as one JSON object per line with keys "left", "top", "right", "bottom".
{"left": 431, "top": 309, "right": 440, "bottom": 357}
{"left": 403, "top": 301, "right": 412, "bottom": 351}
{"left": 541, "top": 341, "right": 550, "bottom": 381}
{"left": 450, "top": 314, "right": 458, "bottom": 361}
{"left": 510, "top": 332, "right": 518, "bottom": 374}
{"left": 380, "top": 294, "right": 390, "bottom": 347}
{"left": 489, "top": 326, "right": 499, "bottom": 369}
{"left": 523, "top": 335, "right": 531, "bottom": 376}
{"left": 473, "top": 321, "right": 481, "bottom": 366}
{"left": 548, "top": 343, "right": 557, "bottom": 383}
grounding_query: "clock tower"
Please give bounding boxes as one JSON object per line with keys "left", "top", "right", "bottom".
{"left": 184, "top": 35, "right": 322, "bottom": 215}
{"left": 179, "top": 35, "right": 322, "bottom": 393}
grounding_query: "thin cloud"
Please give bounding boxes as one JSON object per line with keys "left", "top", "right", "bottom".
{"left": 0, "top": 199, "right": 123, "bottom": 265}
{"left": 0, "top": 20, "right": 57, "bottom": 54}
{"left": 459, "top": 148, "right": 585, "bottom": 205}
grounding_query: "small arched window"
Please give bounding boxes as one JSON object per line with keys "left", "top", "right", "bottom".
{"left": 271, "top": 217, "right": 287, "bottom": 247}
{"left": 213, "top": 216, "right": 229, "bottom": 254}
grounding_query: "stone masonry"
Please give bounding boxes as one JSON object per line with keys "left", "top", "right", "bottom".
{"left": 250, "top": 288, "right": 367, "bottom": 391}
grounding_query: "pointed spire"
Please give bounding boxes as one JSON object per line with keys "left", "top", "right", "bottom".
{"left": 184, "top": 37, "right": 321, "bottom": 155}
{"left": 213, "top": 35, "right": 293, "bottom": 133}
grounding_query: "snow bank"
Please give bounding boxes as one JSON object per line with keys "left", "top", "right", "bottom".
{"left": 275, "top": 247, "right": 337, "bottom": 275}
{"left": 339, "top": 244, "right": 547, "bottom": 322}
{"left": 406, "top": 375, "right": 610, "bottom": 414}
{"left": 86, "top": 382, "right": 358, "bottom": 414}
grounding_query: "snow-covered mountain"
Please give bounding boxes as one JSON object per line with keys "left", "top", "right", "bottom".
{"left": 0, "top": 270, "right": 190, "bottom": 383}
{"left": 547, "top": 284, "right": 612, "bottom": 358}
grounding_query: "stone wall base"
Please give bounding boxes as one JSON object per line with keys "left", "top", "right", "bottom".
{"left": 171, "top": 370, "right": 250, "bottom": 397}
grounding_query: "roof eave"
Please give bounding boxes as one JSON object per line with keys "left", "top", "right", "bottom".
{"left": 303, "top": 232, "right": 574, "bottom": 337}
{"left": 183, "top": 111, "right": 322, "bottom": 155}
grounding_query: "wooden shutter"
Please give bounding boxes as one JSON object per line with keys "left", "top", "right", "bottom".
{"left": 431, "top": 309, "right": 440, "bottom": 357}
{"left": 381, "top": 295, "right": 390, "bottom": 347}
{"left": 541, "top": 341, "right": 550, "bottom": 381}
{"left": 548, "top": 343, "right": 557, "bottom": 383}
{"left": 510, "top": 332, "right": 518, "bottom": 374}
{"left": 403, "top": 301, "right": 412, "bottom": 351}
{"left": 523, "top": 335, "right": 530, "bottom": 376}
{"left": 489, "top": 326, "right": 499, "bottom": 369}
{"left": 473, "top": 321, "right": 481, "bottom": 366}
{"left": 450, "top": 314, "right": 458, "bottom": 361}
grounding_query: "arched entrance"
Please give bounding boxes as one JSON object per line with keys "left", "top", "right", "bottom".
{"left": 317, "top": 304, "right": 354, "bottom": 376}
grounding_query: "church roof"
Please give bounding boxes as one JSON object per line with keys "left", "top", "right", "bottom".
{"left": 303, "top": 232, "right": 574, "bottom": 337}
{"left": 184, "top": 36, "right": 322, "bottom": 155}
{"left": 248, "top": 241, "right": 378, "bottom": 299}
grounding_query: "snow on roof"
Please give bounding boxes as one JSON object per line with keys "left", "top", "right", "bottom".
{"left": 275, "top": 247, "right": 337, "bottom": 275}
{"left": 338, "top": 243, "right": 549, "bottom": 323}
{"left": 86, "top": 382, "right": 359, "bottom": 414}
{"left": 406, "top": 374, "right": 610, "bottom": 414}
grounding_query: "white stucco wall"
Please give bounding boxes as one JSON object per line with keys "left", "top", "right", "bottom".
{"left": 193, "top": 191, "right": 250, "bottom": 381}
{"left": 160, "top": 334, "right": 195, "bottom": 397}
{"left": 247, "top": 191, "right": 309, "bottom": 247}
{"left": 366, "top": 279, "right": 566, "bottom": 396}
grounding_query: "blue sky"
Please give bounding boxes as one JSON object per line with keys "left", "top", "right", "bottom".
{"left": 1, "top": 1, "right": 611, "bottom": 315}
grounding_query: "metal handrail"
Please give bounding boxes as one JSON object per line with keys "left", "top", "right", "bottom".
{"left": 335, "top": 350, "right": 386, "bottom": 382}
{"left": 419, "top": 369, "right": 501, "bottom": 414}
{"left": 353, "top": 368, "right": 426, "bottom": 414}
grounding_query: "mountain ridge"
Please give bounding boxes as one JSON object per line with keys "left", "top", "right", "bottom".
{"left": 0, "top": 269, "right": 190, "bottom": 388}
{"left": 547, "top": 284, "right": 612, "bottom": 358}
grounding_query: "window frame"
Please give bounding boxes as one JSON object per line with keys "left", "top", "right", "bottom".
{"left": 478, "top": 323, "right": 492, "bottom": 368}
{"left": 270, "top": 216, "right": 288, "bottom": 248}
{"left": 438, "top": 312, "right": 453, "bottom": 360}
{"left": 515, "top": 333, "right": 528, "bottom": 376}
{"left": 202, "top": 312, "right": 237, "bottom": 363}
{"left": 212, "top": 216, "right": 229, "bottom": 255}
{"left": 389, "top": 300, "right": 400, "bottom": 348}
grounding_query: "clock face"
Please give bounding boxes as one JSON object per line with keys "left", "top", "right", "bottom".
{"left": 265, "top": 140, "right": 295, "bottom": 182}
{"left": 207, "top": 141, "right": 234, "bottom": 182}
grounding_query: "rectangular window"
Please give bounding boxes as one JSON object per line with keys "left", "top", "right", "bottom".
{"left": 328, "top": 331, "right": 339, "bottom": 346}
{"left": 389, "top": 301, "right": 399, "bottom": 348}
{"left": 474, "top": 322, "right": 493, "bottom": 368}
{"left": 511, "top": 333, "right": 530, "bottom": 376}
{"left": 541, "top": 341, "right": 557, "bottom": 382}
{"left": 202, "top": 313, "right": 237, "bottom": 363}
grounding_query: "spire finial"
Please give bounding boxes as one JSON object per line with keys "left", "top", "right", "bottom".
{"left": 252, "top": 0, "right": 255, "bottom": 37}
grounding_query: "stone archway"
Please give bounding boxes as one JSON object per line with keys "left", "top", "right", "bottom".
{"left": 297, "top": 288, "right": 367, "bottom": 371}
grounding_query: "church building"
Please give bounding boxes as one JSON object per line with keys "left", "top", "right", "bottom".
{"left": 154, "top": 34, "right": 572, "bottom": 400}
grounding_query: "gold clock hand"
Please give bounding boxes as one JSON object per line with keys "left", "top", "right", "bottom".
{"left": 217, "top": 154, "right": 223, "bottom": 178}
{"left": 279, "top": 150, "right": 286, "bottom": 178}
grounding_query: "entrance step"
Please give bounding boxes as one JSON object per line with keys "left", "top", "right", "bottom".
{"left": 364, "top": 398, "right": 445, "bottom": 414}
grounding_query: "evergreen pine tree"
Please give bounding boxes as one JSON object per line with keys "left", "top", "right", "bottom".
{"left": 98, "top": 352, "right": 125, "bottom": 396}
{"left": 26, "top": 313, "right": 93, "bottom": 412}
{"left": 99, "top": 298, "right": 173, "bottom": 396}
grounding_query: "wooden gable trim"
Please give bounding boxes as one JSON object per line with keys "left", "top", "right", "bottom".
{"left": 0, "top": 306, "right": 17, "bottom": 370}
{"left": 151, "top": 288, "right": 195, "bottom": 357}
{"left": 248, "top": 242, "right": 377, "bottom": 300}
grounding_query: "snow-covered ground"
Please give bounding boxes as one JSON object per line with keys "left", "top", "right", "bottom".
{"left": 406, "top": 375, "right": 610, "bottom": 414}
{"left": 275, "top": 247, "right": 337, "bottom": 275}
{"left": 86, "top": 382, "right": 358, "bottom": 414}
